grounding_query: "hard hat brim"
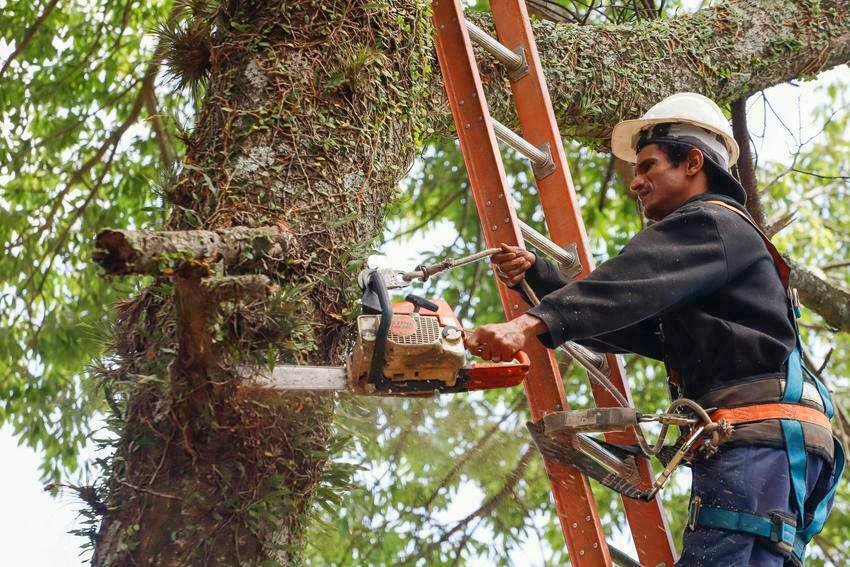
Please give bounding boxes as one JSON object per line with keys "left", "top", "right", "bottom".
{"left": 611, "top": 117, "right": 740, "bottom": 165}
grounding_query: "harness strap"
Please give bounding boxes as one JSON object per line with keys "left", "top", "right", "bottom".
{"left": 710, "top": 403, "right": 832, "bottom": 432}
{"left": 800, "top": 438, "right": 845, "bottom": 545}
{"left": 692, "top": 201, "right": 844, "bottom": 564}
{"left": 782, "top": 420, "right": 808, "bottom": 538}
{"left": 784, "top": 345, "right": 805, "bottom": 403}
{"left": 688, "top": 497, "right": 797, "bottom": 551}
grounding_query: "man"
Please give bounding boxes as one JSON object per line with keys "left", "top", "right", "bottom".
{"left": 465, "top": 93, "right": 841, "bottom": 565}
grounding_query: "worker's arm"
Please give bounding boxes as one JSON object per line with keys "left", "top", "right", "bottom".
{"left": 469, "top": 202, "right": 766, "bottom": 361}
{"left": 526, "top": 205, "right": 740, "bottom": 350}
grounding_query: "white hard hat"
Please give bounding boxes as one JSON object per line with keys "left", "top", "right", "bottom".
{"left": 611, "top": 92, "right": 739, "bottom": 166}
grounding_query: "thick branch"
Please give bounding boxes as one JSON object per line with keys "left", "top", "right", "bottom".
{"left": 445, "top": 0, "right": 850, "bottom": 140}
{"left": 731, "top": 98, "right": 767, "bottom": 228}
{"left": 789, "top": 259, "right": 850, "bottom": 332}
{"left": 93, "top": 225, "right": 299, "bottom": 275}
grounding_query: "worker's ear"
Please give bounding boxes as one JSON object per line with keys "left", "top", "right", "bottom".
{"left": 685, "top": 148, "right": 704, "bottom": 177}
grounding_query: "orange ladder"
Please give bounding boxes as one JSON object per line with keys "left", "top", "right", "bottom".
{"left": 431, "top": 1, "right": 676, "bottom": 565}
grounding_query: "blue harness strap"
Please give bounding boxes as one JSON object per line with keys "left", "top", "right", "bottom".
{"left": 689, "top": 499, "right": 797, "bottom": 551}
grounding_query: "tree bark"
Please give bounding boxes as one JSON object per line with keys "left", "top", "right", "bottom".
{"left": 790, "top": 260, "right": 850, "bottom": 332}
{"left": 92, "top": 1, "right": 430, "bottom": 564}
{"left": 93, "top": 226, "right": 299, "bottom": 275}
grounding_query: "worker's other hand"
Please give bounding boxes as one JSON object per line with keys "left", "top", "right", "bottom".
{"left": 490, "top": 243, "right": 535, "bottom": 286}
{"left": 465, "top": 314, "right": 546, "bottom": 362}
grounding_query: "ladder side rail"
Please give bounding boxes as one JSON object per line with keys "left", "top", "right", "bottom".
{"left": 487, "top": 1, "right": 677, "bottom": 564}
{"left": 431, "top": 2, "right": 612, "bottom": 564}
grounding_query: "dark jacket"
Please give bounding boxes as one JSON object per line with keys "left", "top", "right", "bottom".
{"left": 522, "top": 192, "right": 832, "bottom": 460}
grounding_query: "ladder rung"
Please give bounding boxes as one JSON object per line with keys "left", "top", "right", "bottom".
{"left": 492, "top": 119, "right": 556, "bottom": 178}
{"left": 518, "top": 219, "right": 582, "bottom": 278}
{"left": 464, "top": 21, "right": 528, "bottom": 81}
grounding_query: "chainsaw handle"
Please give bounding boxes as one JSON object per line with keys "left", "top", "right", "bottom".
{"left": 461, "top": 350, "right": 530, "bottom": 390}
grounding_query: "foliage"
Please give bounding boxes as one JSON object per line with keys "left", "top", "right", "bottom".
{"left": 0, "top": 0, "right": 177, "bottom": 479}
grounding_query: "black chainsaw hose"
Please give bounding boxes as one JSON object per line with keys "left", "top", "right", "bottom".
{"left": 368, "top": 270, "right": 392, "bottom": 383}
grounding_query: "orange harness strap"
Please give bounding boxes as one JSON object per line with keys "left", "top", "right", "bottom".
{"left": 711, "top": 403, "right": 832, "bottom": 432}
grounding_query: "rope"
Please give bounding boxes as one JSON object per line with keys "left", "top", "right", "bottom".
{"left": 402, "top": 248, "right": 501, "bottom": 283}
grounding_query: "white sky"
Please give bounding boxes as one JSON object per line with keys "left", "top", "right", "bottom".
{"left": 1, "top": 12, "right": 847, "bottom": 562}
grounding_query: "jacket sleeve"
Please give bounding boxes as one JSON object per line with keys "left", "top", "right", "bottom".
{"left": 527, "top": 204, "right": 746, "bottom": 350}
{"left": 574, "top": 318, "right": 664, "bottom": 359}
{"left": 512, "top": 254, "right": 664, "bottom": 358}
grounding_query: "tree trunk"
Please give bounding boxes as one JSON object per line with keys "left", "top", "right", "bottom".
{"left": 92, "top": 1, "right": 430, "bottom": 564}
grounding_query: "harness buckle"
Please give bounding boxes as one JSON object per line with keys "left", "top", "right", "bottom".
{"left": 768, "top": 510, "right": 796, "bottom": 554}
{"left": 687, "top": 496, "right": 702, "bottom": 531}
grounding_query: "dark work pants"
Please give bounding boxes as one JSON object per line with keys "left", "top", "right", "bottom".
{"left": 677, "top": 445, "right": 831, "bottom": 566}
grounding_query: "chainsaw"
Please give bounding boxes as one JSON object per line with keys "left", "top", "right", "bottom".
{"left": 247, "top": 268, "right": 530, "bottom": 396}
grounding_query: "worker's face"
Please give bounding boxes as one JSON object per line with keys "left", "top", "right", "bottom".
{"left": 629, "top": 145, "right": 703, "bottom": 221}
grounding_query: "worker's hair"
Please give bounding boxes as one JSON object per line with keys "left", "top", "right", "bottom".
{"left": 651, "top": 141, "right": 725, "bottom": 187}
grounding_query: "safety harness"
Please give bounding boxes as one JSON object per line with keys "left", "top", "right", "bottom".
{"left": 686, "top": 201, "right": 845, "bottom": 565}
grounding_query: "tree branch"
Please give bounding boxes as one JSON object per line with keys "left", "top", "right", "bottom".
{"left": 93, "top": 225, "right": 300, "bottom": 275}
{"left": 789, "top": 259, "right": 850, "bottom": 332}
{"left": 437, "top": 446, "right": 534, "bottom": 544}
{"left": 731, "top": 97, "right": 767, "bottom": 228}
{"left": 444, "top": 0, "right": 850, "bottom": 141}
{"left": 143, "top": 85, "right": 178, "bottom": 166}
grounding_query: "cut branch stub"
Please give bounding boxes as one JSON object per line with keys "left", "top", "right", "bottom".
{"left": 93, "top": 225, "right": 299, "bottom": 275}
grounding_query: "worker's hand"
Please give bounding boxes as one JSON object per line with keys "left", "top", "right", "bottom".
{"left": 465, "top": 314, "right": 546, "bottom": 362}
{"left": 490, "top": 243, "right": 535, "bottom": 286}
